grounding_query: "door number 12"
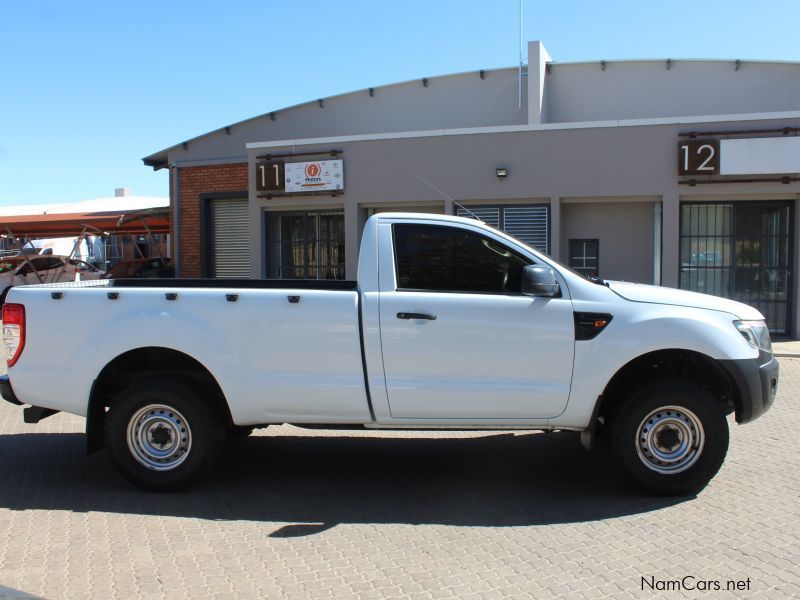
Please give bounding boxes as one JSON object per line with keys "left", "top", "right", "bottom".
{"left": 678, "top": 140, "right": 719, "bottom": 176}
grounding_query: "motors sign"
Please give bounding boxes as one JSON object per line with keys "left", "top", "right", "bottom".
{"left": 285, "top": 160, "right": 344, "bottom": 193}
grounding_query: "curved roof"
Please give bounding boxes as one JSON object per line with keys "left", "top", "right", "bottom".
{"left": 143, "top": 50, "right": 800, "bottom": 170}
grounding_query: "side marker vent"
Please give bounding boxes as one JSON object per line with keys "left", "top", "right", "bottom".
{"left": 574, "top": 312, "right": 613, "bottom": 341}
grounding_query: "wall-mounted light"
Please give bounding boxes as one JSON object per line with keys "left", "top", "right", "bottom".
{"left": 496, "top": 167, "right": 508, "bottom": 180}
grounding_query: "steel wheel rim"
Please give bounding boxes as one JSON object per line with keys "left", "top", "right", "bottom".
{"left": 126, "top": 404, "right": 192, "bottom": 471}
{"left": 635, "top": 405, "right": 705, "bottom": 474}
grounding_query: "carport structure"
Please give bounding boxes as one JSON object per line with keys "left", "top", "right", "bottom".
{"left": 0, "top": 205, "right": 170, "bottom": 283}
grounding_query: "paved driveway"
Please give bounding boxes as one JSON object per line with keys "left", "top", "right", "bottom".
{"left": 0, "top": 360, "right": 798, "bottom": 599}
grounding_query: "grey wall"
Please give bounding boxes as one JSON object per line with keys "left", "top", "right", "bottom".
{"left": 160, "top": 68, "right": 528, "bottom": 165}
{"left": 545, "top": 60, "right": 800, "bottom": 123}
{"left": 248, "top": 113, "right": 800, "bottom": 337}
{"left": 560, "top": 202, "right": 655, "bottom": 283}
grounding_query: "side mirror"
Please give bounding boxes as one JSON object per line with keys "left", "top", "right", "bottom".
{"left": 521, "top": 265, "right": 560, "bottom": 297}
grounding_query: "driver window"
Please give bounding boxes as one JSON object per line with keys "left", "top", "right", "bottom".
{"left": 393, "top": 224, "right": 531, "bottom": 293}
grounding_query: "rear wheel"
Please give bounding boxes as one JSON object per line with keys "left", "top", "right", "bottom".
{"left": 104, "top": 377, "right": 225, "bottom": 491}
{"left": 609, "top": 380, "right": 729, "bottom": 495}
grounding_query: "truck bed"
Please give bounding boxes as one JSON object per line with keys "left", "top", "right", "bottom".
{"left": 6, "top": 281, "right": 371, "bottom": 424}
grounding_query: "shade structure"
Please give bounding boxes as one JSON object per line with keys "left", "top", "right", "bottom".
{"left": 0, "top": 207, "right": 170, "bottom": 238}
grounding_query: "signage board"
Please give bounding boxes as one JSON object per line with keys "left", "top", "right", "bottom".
{"left": 256, "top": 161, "right": 285, "bottom": 192}
{"left": 285, "top": 160, "right": 344, "bottom": 193}
{"left": 678, "top": 139, "right": 719, "bottom": 176}
{"left": 720, "top": 137, "right": 800, "bottom": 175}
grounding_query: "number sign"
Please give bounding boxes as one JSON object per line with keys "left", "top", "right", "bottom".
{"left": 678, "top": 140, "right": 719, "bottom": 176}
{"left": 256, "top": 161, "right": 285, "bottom": 192}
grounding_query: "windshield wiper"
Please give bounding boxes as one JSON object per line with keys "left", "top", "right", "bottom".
{"left": 587, "top": 275, "right": 609, "bottom": 286}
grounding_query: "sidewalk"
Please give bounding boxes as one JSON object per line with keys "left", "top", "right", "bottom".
{"left": 773, "top": 339, "right": 800, "bottom": 358}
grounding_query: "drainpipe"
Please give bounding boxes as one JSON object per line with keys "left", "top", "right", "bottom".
{"left": 653, "top": 202, "right": 662, "bottom": 286}
{"left": 172, "top": 163, "right": 181, "bottom": 278}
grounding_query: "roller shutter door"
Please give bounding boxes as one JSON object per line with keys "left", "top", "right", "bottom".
{"left": 457, "top": 205, "right": 549, "bottom": 253}
{"left": 208, "top": 198, "right": 250, "bottom": 278}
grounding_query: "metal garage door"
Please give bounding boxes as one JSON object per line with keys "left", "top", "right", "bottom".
{"left": 207, "top": 198, "right": 250, "bottom": 278}
{"left": 458, "top": 205, "right": 549, "bottom": 253}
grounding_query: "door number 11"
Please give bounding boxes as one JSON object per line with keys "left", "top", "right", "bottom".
{"left": 256, "top": 161, "right": 285, "bottom": 191}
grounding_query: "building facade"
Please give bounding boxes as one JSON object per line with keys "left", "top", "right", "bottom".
{"left": 144, "top": 42, "right": 800, "bottom": 336}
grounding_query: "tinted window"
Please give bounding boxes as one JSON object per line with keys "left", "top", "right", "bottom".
{"left": 393, "top": 224, "right": 531, "bottom": 293}
{"left": 32, "top": 257, "right": 64, "bottom": 271}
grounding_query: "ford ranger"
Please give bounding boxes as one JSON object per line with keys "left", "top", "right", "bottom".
{"left": 0, "top": 213, "right": 779, "bottom": 494}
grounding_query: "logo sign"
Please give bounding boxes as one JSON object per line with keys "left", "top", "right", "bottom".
{"left": 285, "top": 160, "right": 344, "bottom": 193}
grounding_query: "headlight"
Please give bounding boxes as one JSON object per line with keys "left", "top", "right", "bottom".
{"left": 734, "top": 320, "right": 772, "bottom": 353}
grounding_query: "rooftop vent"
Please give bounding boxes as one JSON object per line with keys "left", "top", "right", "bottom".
{"left": 115, "top": 187, "right": 133, "bottom": 197}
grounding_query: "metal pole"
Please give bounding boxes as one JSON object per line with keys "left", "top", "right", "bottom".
{"left": 518, "top": 0, "right": 523, "bottom": 109}
{"left": 140, "top": 217, "right": 165, "bottom": 262}
{"left": 172, "top": 163, "right": 181, "bottom": 278}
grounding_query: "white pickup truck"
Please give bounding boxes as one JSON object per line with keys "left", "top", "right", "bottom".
{"left": 0, "top": 213, "right": 779, "bottom": 494}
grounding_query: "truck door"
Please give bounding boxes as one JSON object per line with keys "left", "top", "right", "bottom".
{"left": 378, "top": 222, "right": 575, "bottom": 420}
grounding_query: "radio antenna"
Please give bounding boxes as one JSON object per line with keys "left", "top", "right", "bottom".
{"left": 518, "top": 0, "right": 523, "bottom": 109}
{"left": 414, "top": 173, "right": 483, "bottom": 222}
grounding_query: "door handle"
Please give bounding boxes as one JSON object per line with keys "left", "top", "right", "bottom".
{"left": 397, "top": 312, "right": 437, "bottom": 320}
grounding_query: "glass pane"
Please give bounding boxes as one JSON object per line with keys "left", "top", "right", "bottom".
{"left": 393, "top": 224, "right": 531, "bottom": 293}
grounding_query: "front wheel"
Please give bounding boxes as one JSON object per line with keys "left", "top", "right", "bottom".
{"left": 609, "top": 380, "right": 729, "bottom": 495}
{"left": 104, "top": 377, "right": 225, "bottom": 491}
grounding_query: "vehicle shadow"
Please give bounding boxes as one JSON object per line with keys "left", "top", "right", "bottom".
{"left": 0, "top": 431, "right": 691, "bottom": 534}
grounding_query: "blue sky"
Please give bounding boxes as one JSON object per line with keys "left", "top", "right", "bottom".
{"left": 1, "top": 0, "right": 799, "bottom": 206}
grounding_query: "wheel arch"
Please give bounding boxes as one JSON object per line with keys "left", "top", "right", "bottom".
{"left": 596, "top": 348, "right": 741, "bottom": 428}
{"left": 86, "top": 346, "right": 232, "bottom": 454}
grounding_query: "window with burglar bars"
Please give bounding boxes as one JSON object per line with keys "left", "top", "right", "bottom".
{"left": 569, "top": 239, "right": 599, "bottom": 277}
{"left": 271, "top": 211, "right": 345, "bottom": 280}
{"left": 679, "top": 201, "right": 793, "bottom": 333}
{"left": 457, "top": 205, "right": 549, "bottom": 254}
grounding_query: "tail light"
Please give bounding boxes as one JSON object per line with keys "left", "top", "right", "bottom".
{"left": 2, "top": 303, "right": 25, "bottom": 368}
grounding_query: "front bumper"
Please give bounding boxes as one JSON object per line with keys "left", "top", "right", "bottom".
{"left": 0, "top": 374, "right": 22, "bottom": 406}
{"left": 719, "top": 350, "right": 779, "bottom": 424}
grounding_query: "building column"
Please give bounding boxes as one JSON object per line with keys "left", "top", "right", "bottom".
{"left": 527, "top": 41, "right": 552, "bottom": 125}
{"left": 793, "top": 198, "right": 800, "bottom": 338}
{"left": 661, "top": 192, "right": 680, "bottom": 288}
{"left": 653, "top": 202, "right": 662, "bottom": 286}
{"left": 549, "top": 196, "right": 561, "bottom": 260}
{"left": 344, "top": 201, "right": 360, "bottom": 280}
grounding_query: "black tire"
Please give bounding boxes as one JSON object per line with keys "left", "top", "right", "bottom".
{"left": 226, "top": 425, "right": 257, "bottom": 439}
{"left": 104, "top": 376, "right": 225, "bottom": 491}
{"left": 609, "top": 379, "right": 729, "bottom": 495}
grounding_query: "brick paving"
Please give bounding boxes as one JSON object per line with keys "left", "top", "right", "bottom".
{"left": 0, "top": 360, "right": 798, "bottom": 599}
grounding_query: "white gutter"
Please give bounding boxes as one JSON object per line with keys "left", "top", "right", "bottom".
{"left": 246, "top": 110, "right": 800, "bottom": 150}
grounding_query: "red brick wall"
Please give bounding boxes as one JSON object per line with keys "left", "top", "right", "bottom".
{"left": 173, "top": 163, "right": 248, "bottom": 277}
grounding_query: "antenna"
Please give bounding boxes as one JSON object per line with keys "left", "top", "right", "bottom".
{"left": 518, "top": 0, "right": 523, "bottom": 109}
{"left": 414, "top": 174, "right": 483, "bottom": 222}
